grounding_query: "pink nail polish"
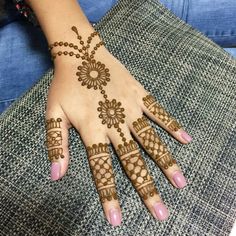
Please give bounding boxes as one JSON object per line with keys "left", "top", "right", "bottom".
{"left": 153, "top": 202, "right": 169, "bottom": 221}
{"left": 180, "top": 131, "right": 192, "bottom": 142}
{"left": 172, "top": 171, "right": 187, "bottom": 188}
{"left": 51, "top": 162, "right": 61, "bottom": 181}
{"left": 109, "top": 208, "right": 121, "bottom": 226}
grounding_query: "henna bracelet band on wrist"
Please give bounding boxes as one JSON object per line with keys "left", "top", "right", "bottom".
{"left": 48, "top": 27, "right": 105, "bottom": 63}
{"left": 13, "top": 0, "right": 38, "bottom": 26}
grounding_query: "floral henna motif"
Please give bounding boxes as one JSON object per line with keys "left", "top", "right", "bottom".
{"left": 97, "top": 98, "right": 127, "bottom": 144}
{"left": 46, "top": 118, "right": 64, "bottom": 162}
{"left": 77, "top": 60, "right": 110, "bottom": 90}
{"left": 133, "top": 116, "right": 177, "bottom": 169}
{"left": 143, "top": 95, "right": 182, "bottom": 132}
{"left": 87, "top": 143, "right": 118, "bottom": 203}
{"left": 49, "top": 26, "right": 127, "bottom": 141}
{"left": 97, "top": 99, "right": 125, "bottom": 128}
{"left": 116, "top": 140, "right": 158, "bottom": 200}
{"left": 49, "top": 26, "right": 158, "bottom": 201}
{"left": 49, "top": 26, "right": 107, "bottom": 91}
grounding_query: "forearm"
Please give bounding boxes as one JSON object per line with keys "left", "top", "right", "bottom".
{"left": 25, "top": 0, "right": 95, "bottom": 44}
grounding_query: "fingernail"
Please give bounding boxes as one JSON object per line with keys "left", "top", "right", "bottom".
{"left": 51, "top": 162, "right": 61, "bottom": 181}
{"left": 108, "top": 208, "right": 122, "bottom": 226}
{"left": 153, "top": 202, "right": 169, "bottom": 221}
{"left": 172, "top": 171, "right": 187, "bottom": 188}
{"left": 180, "top": 131, "right": 192, "bottom": 142}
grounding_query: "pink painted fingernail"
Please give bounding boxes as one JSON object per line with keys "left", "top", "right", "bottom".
{"left": 51, "top": 162, "right": 61, "bottom": 181}
{"left": 172, "top": 171, "right": 187, "bottom": 188}
{"left": 180, "top": 131, "right": 192, "bottom": 142}
{"left": 153, "top": 202, "right": 169, "bottom": 221}
{"left": 108, "top": 208, "right": 122, "bottom": 226}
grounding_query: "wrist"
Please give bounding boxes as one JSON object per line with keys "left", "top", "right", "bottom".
{"left": 50, "top": 26, "right": 109, "bottom": 68}
{"left": 26, "top": 0, "right": 94, "bottom": 44}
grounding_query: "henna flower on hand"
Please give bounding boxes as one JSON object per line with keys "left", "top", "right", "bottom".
{"left": 77, "top": 60, "right": 110, "bottom": 90}
{"left": 97, "top": 99, "right": 125, "bottom": 128}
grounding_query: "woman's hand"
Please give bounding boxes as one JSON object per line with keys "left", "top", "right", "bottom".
{"left": 26, "top": 0, "right": 192, "bottom": 227}
{"left": 45, "top": 26, "right": 192, "bottom": 226}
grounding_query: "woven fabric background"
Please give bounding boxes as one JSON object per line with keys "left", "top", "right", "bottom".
{"left": 0, "top": 0, "right": 236, "bottom": 235}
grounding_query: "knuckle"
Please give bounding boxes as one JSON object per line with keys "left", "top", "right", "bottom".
{"left": 125, "top": 106, "right": 143, "bottom": 122}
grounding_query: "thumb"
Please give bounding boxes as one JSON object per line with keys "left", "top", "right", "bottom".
{"left": 46, "top": 108, "right": 71, "bottom": 181}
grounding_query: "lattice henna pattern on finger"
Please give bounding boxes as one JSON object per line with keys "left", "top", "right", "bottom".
{"left": 87, "top": 143, "right": 118, "bottom": 203}
{"left": 143, "top": 95, "right": 182, "bottom": 132}
{"left": 116, "top": 140, "right": 158, "bottom": 200}
{"left": 46, "top": 118, "right": 64, "bottom": 162}
{"left": 49, "top": 26, "right": 158, "bottom": 201}
{"left": 133, "top": 116, "right": 177, "bottom": 169}
{"left": 49, "top": 26, "right": 127, "bottom": 144}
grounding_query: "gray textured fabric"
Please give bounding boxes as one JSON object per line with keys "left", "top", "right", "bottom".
{"left": 0, "top": 0, "right": 236, "bottom": 235}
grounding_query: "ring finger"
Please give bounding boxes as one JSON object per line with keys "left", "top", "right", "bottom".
{"left": 130, "top": 116, "right": 187, "bottom": 189}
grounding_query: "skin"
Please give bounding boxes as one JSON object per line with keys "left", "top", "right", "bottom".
{"left": 26, "top": 0, "right": 192, "bottom": 226}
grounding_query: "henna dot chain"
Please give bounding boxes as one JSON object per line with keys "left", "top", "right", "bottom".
{"left": 49, "top": 25, "right": 127, "bottom": 145}
{"left": 48, "top": 26, "right": 159, "bottom": 202}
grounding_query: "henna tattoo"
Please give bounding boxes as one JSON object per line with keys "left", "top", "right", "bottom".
{"left": 48, "top": 148, "right": 64, "bottom": 162}
{"left": 133, "top": 116, "right": 177, "bottom": 169}
{"left": 143, "top": 95, "right": 182, "bottom": 132}
{"left": 46, "top": 131, "right": 62, "bottom": 148}
{"left": 46, "top": 118, "right": 62, "bottom": 130}
{"left": 97, "top": 99, "right": 125, "bottom": 128}
{"left": 49, "top": 27, "right": 107, "bottom": 90}
{"left": 116, "top": 140, "right": 158, "bottom": 200}
{"left": 46, "top": 118, "right": 64, "bottom": 162}
{"left": 49, "top": 26, "right": 128, "bottom": 145}
{"left": 77, "top": 60, "right": 110, "bottom": 90}
{"left": 49, "top": 27, "right": 159, "bottom": 201}
{"left": 87, "top": 143, "right": 118, "bottom": 203}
